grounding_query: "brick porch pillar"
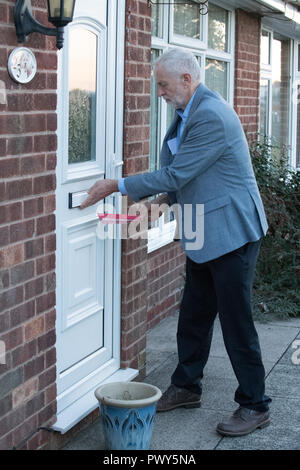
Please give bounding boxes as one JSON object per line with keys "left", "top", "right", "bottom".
{"left": 120, "top": 0, "right": 152, "bottom": 378}
{"left": 0, "top": 2, "right": 57, "bottom": 450}
{"left": 234, "top": 9, "right": 261, "bottom": 142}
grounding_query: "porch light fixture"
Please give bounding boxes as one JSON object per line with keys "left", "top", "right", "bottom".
{"left": 14, "top": 0, "right": 76, "bottom": 50}
{"left": 147, "top": 0, "right": 208, "bottom": 14}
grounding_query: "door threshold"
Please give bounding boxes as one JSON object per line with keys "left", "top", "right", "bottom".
{"left": 52, "top": 368, "right": 139, "bottom": 434}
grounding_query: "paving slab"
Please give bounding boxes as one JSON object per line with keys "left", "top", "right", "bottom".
{"left": 146, "top": 352, "right": 240, "bottom": 414}
{"left": 63, "top": 394, "right": 300, "bottom": 451}
{"left": 268, "top": 317, "right": 300, "bottom": 328}
{"left": 205, "top": 354, "right": 274, "bottom": 378}
{"left": 146, "top": 350, "right": 175, "bottom": 376}
{"left": 62, "top": 312, "right": 300, "bottom": 451}
{"left": 151, "top": 314, "right": 299, "bottom": 365}
{"left": 147, "top": 314, "right": 179, "bottom": 355}
{"left": 277, "top": 332, "right": 300, "bottom": 365}
{"left": 254, "top": 322, "right": 300, "bottom": 364}
{"left": 145, "top": 352, "right": 179, "bottom": 393}
{"left": 265, "top": 363, "right": 300, "bottom": 399}
{"left": 62, "top": 418, "right": 106, "bottom": 450}
{"left": 146, "top": 314, "right": 294, "bottom": 381}
{"left": 150, "top": 407, "right": 224, "bottom": 450}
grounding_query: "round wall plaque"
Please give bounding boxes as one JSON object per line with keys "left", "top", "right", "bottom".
{"left": 8, "top": 47, "right": 37, "bottom": 84}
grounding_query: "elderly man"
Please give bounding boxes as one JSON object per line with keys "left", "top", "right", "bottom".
{"left": 80, "top": 48, "right": 271, "bottom": 437}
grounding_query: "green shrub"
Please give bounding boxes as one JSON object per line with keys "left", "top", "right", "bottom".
{"left": 250, "top": 139, "right": 300, "bottom": 320}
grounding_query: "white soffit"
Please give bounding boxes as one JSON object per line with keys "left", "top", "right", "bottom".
{"left": 250, "top": 1, "right": 300, "bottom": 25}
{"left": 224, "top": 0, "right": 300, "bottom": 38}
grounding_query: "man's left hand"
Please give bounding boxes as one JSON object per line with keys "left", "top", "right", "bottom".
{"left": 80, "top": 179, "right": 119, "bottom": 210}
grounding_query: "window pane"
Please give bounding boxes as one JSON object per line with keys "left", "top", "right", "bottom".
{"left": 173, "top": 0, "right": 200, "bottom": 40}
{"left": 151, "top": 1, "right": 163, "bottom": 38}
{"left": 297, "top": 85, "right": 300, "bottom": 167}
{"left": 271, "top": 36, "right": 290, "bottom": 147}
{"left": 68, "top": 28, "right": 97, "bottom": 164}
{"left": 261, "top": 30, "right": 270, "bottom": 65}
{"left": 259, "top": 79, "right": 269, "bottom": 137}
{"left": 208, "top": 4, "right": 229, "bottom": 52}
{"left": 150, "top": 49, "right": 161, "bottom": 172}
{"left": 205, "top": 59, "right": 228, "bottom": 100}
{"left": 298, "top": 44, "right": 300, "bottom": 72}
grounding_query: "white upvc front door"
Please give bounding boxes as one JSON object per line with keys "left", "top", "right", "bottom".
{"left": 53, "top": 0, "right": 138, "bottom": 433}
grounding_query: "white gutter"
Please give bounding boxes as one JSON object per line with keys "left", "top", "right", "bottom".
{"left": 256, "top": 0, "right": 286, "bottom": 12}
{"left": 256, "top": 0, "right": 300, "bottom": 24}
{"left": 285, "top": 2, "right": 300, "bottom": 24}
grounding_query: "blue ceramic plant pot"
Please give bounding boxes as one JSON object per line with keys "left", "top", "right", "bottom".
{"left": 94, "top": 381, "right": 162, "bottom": 451}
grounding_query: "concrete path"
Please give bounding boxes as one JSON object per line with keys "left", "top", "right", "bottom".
{"left": 63, "top": 314, "right": 300, "bottom": 451}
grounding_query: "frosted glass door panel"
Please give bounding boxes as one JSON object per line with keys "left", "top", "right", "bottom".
{"left": 68, "top": 28, "right": 97, "bottom": 164}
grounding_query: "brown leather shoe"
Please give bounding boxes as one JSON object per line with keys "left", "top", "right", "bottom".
{"left": 216, "top": 407, "right": 270, "bottom": 437}
{"left": 156, "top": 384, "right": 201, "bottom": 412}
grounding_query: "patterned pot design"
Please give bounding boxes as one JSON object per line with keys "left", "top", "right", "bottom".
{"left": 94, "top": 382, "right": 162, "bottom": 450}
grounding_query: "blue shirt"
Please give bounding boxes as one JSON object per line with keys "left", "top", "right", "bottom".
{"left": 118, "top": 90, "right": 197, "bottom": 195}
{"left": 175, "top": 90, "right": 196, "bottom": 149}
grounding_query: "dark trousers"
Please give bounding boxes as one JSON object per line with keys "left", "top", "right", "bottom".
{"left": 171, "top": 239, "right": 272, "bottom": 412}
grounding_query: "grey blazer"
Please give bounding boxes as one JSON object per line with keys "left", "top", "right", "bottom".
{"left": 124, "top": 84, "right": 268, "bottom": 263}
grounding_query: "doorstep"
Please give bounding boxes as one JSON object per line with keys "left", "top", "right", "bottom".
{"left": 52, "top": 368, "right": 138, "bottom": 434}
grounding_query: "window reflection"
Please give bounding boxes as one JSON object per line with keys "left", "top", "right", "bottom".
{"left": 271, "top": 36, "right": 290, "bottom": 148}
{"left": 259, "top": 79, "right": 269, "bottom": 138}
{"left": 208, "top": 4, "right": 229, "bottom": 52}
{"left": 150, "top": 49, "right": 161, "bottom": 172}
{"left": 68, "top": 28, "right": 97, "bottom": 164}
{"left": 205, "top": 59, "right": 228, "bottom": 100}
{"left": 151, "top": 1, "right": 163, "bottom": 38}
{"left": 173, "top": 0, "right": 200, "bottom": 40}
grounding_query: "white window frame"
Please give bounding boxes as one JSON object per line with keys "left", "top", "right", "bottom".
{"left": 259, "top": 27, "right": 294, "bottom": 165}
{"left": 261, "top": 29, "right": 272, "bottom": 70}
{"left": 259, "top": 27, "right": 273, "bottom": 143}
{"left": 291, "top": 41, "right": 300, "bottom": 169}
{"left": 148, "top": 1, "right": 235, "bottom": 254}
{"left": 205, "top": 0, "right": 235, "bottom": 106}
{"left": 169, "top": 1, "right": 207, "bottom": 49}
{"left": 61, "top": 18, "right": 107, "bottom": 184}
{"left": 259, "top": 77, "right": 272, "bottom": 138}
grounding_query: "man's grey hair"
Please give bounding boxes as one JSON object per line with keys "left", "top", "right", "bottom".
{"left": 154, "top": 48, "right": 201, "bottom": 83}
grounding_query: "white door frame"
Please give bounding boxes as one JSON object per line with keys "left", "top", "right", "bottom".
{"left": 53, "top": 0, "right": 138, "bottom": 434}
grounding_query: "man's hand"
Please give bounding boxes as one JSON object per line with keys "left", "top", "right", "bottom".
{"left": 80, "top": 179, "right": 119, "bottom": 210}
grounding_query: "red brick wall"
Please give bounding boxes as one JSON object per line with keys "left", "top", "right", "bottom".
{"left": 121, "top": 0, "right": 186, "bottom": 375}
{"left": 147, "top": 243, "right": 185, "bottom": 330}
{"left": 120, "top": 0, "right": 152, "bottom": 376}
{"left": 0, "top": 0, "right": 57, "bottom": 450}
{"left": 234, "top": 9, "right": 261, "bottom": 141}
